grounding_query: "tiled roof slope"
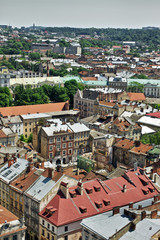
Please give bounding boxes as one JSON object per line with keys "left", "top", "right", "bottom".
{"left": 39, "top": 168, "right": 159, "bottom": 226}
{"left": 0, "top": 102, "right": 67, "bottom": 117}
{"left": 127, "top": 93, "right": 146, "bottom": 101}
{"left": 146, "top": 112, "right": 160, "bottom": 118}
{"left": 0, "top": 205, "right": 18, "bottom": 223}
{"left": 114, "top": 138, "right": 135, "bottom": 150}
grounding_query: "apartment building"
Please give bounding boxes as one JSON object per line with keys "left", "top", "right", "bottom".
{"left": 40, "top": 120, "right": 74, "bottom": 164}
{"left": 0, "top": 205, "right": 27, "bottom": 240}
{"left": 0, "top": 157, "right": 28, "bottom": 209}
{"left": 39, "top": 168, "right": 159, "bottom": 240}
{"left": 33, "top": 120, "right": 90, "bottom": 164}
{"left": 0, "top": 115, "right": 23, "bottom": 137}
{"left": 21, "top": 113, "right": 51, "bottom": 138}
{"left": 0, "top": 126, "right": 17, "bottom": 146}
{"left": 24, "top": 169, "right": 78, "bottom": 240}
{"left": 0, "top": 66, "right": 10, "bottom": 87}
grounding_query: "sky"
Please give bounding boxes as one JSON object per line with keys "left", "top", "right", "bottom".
{"left": 1, "top": 0, "right": 160, "bottom": 29}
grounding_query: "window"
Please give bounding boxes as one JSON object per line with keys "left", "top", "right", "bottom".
{"left": 42, "top": 220, "right": 45, "bottom": 225}
{"left": 64, "top": 226, "right": 68, "bottom": 232}
{"left": 63, "top": 136, "right": 66, "bottom": 141}
{"left": 47, "top": 232, "right": 50, "bottom": 239}
{"left": 52, "top": 236, "right": 54, "bottom": 240}
{"left": 42, "top": 229, "right": 45, "bottom": 236}
{"left": 25, "top": 123, "right": 27, "bottom": 126}
{"left": 63, "top": 151, "right": 66, "bottom": 156}
{"left": 13, "top": 235, "right": 17, "bottom": 240}
{"left": 68, "top": 149, "right": 72, "bottom": 154}
{"left": 49, "top": 153, "right": 53, "bottom": 158}
{"left": 68, "top": 142, "right": 72, "bottom": 147}
{"left": 64, "top": 236, "right": 68, "bottom": 240}
{"left": 25, "top": 135, "right": 27, "bottom": 138}
{"left": 29, "top": 128, "right": 31, "bottom": 132}
{"left": 49, "top": 138, "right": 54, "bottom": 144}
{"left": 56, "top": 137, "right": 60, "bottom": 142}
{"left": 52, "top": 226, "right": 54, "bottom": 232}
{"left": 69, "top": 135, "right": 72, "bottom": 140}
{"left": 25, "top": 128, "right": 27, "bottom": 132}
{"left": 49, "top": 146, "right": 53, "bottom": 151}
{"left": 47, "top": 223, "right": 50, "bottom": 229}
{"left": 62, "top": 143, "right": 66, "bottom": 149}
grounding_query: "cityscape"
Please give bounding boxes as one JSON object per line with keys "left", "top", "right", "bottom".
{"left": 0, "top": 1, "right": 160, "bottom": 239}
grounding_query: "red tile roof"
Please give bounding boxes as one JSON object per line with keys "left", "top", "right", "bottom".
{"left": 10, "top": 168, "right": 40, "bottom": 192}
{"left": 146, "top": 112, "right": 160, "bottom": 118}
{"left": 39, "top": 168, "right": 159, "bottom": 226}
{"left": 0, "top": 102, "right": 68, "bottom": 117}
{"left": 114, "top": 138, "right": 135, "bottom": 150}
{"left": 127, "top": 93, "right": 146, "bottom": 101}
{"left": 129, "top": 143, "right": 153, "bottom": 155}
{"left": 0, "top": 130, "right": 7, "bottom": 138}
{"left": 0, "top": 205, "right": 18, "bottom": 224}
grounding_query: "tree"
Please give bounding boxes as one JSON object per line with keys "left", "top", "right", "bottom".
{"left": 127, "top": 82, "right": 144, "bottom": 93}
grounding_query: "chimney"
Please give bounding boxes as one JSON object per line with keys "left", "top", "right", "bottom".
{"left": 8, "top": 159, "right": 14, "bottom": 167}
{"left": 130, "top": 222, "right": 136, "bottom": 231}
{"left": 129, "top": 202, "right": 133, "bottom": 208}
{"left": 48, "top": 168, "right": 54, "bottom": 179}
{"left": 140, "top": 168, "right": 145, "bottom": 175}
{"left": 122, "top": 184, "right": 127, "bottom": 192}
{"left": 25, "top": 153, "right": 27, "bottom": 160}
{"left": 151, "top": 210, "right": 158, "bottom": 219}
{"left": 77, "top": 181, "right": 83, "bottom": 195}
{"left": 113, "top": 206, "right": 120, "bottom": 215}
{"left": 135, "top": 140, "right": 140, "bottom": 147}
{"left": 41, "top": 162, "right": 45, "bottom": 169}
{"left": 141, "top": 211, "right": 146, "bottom": 220}
{"left": 60, "top": 181, "right": 69, "bottom": 199}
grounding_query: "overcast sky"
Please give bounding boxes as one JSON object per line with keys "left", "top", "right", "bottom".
{"left": 1, "top": 0, "right": 160, "bottom": 29}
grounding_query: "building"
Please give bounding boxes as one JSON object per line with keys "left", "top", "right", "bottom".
{"left": 113, "top": 138, "right": 135, "bottom": 167}
{"left": 0, "top": 101, "right": 69, "bottom": 117}
{"left": 108, "top": 117, "right": 141, "bottom": 140}
{"left": 108, "top": 76, "right": 127, "bottom": 90}
{"left": 95, "top": 101, "right": 125, "bottom": 117}
{"left": 9, "top": 166, "right": 42, "bottom": 218}
{"left": 0, "top": 157, "right": 28, "bottom": 209}
{"left": 0, "top": 115, "right": 23, "bottom": 137}
{"left": 0, "top": 126, "right": 17, "bottom": 146}
{"left": 67, "top": 122, "right": 90, "bottom": 156}
{"left": 10, "top": 76, "right": 63, "bottom": 89}
{"left": 0, "top": 205, "right": 27, "bottom": 240}
{"left": 40, "top": 120, "right": 74, "bottom": 164}
{"left": 0, "top": 66, "right": 10, "bottom": 87}
{"left": 39, "top": 168, "right": 159, "bottom": 240}
{"left": 24, "top": 169, "right": 78, "bottom": 240}
{"left": 81, "top": 202, "right": 160, "bottom": 240}
{"left": 34, "top": 120, "right": 90, "bottom": 164}
{"left": 21, "top": 113, "right": 51, "bottom": 138}
{"left": 129, "top": 141, "right": 153, "bottom": 168}
{"left": 74, "top": 89, "right": 99, "bottom": 118}
{"left": 144, "top": 82, "right": 160, "bottom": 98}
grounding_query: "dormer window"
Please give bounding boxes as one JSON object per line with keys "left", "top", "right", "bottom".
{"left": 79, "top": 206, "right": 87, "bottom": 213}
{"left": 103, "top": 199, "right": 110, "bottom": 206}
{"left": 95, "top": 201, "right": 102, "bottom": 208}
{"left": 94, "top": 186, "right": 101, "bottom": 192}
{"left": 85, "top": 187, "right": 93, "bottom": 194}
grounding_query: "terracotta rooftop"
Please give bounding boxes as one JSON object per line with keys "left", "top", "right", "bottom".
{"left": 0, "top": 130, "right": 7, "bottom": 138}
{"left": 127, "top": 93, "right": 146, "bottom": 101}
{"left": 114, "top": 138, "right": 135, "bottom": 150}
{"left": 10, "top": 168, "right": 41, "bottom": 192}
{"left": 39, "top": 168, "right": 159, "bottom": 227}
{"left": 82, "top": 77, "right": 97, "bottom": 81}
{"left": 146, "top": 112, "right": 160, "bottom": 119}
{"left": 99, "top": 101, "right": 122, "bottom": 108}
{"left": 130, "top": 143, "right": 153, "bottom": 155}
{"left": 0, "top": 102, "right": 68, "bottom": 117}
{"left": 0, "top": 205, "right": 18, "bottom": 224}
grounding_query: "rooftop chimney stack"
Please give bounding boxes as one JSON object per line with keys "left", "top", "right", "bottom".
{"left": 60, "top": 181, "right": 69, "bottom": 199}
{"left": 77, "top": 181, "right": 83, "bottom": 195}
